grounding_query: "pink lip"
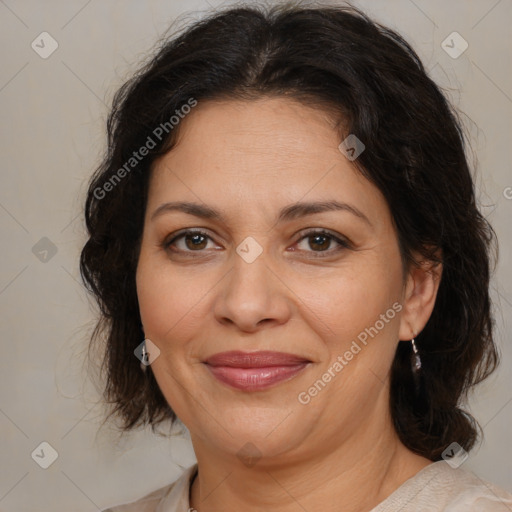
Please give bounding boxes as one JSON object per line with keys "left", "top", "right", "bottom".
{"left": 204, "top": 351, "right": 310, "bottom": 391}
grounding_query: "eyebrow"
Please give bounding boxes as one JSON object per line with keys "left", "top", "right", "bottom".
{"left": 150, "top": 200, "right": 372, "bottom": 227}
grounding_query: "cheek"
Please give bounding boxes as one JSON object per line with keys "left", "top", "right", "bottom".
{"left": 291, "top": 262, "right": 401, "bottom": 347}
{"left": 135, "top": 252, "right": 215, "bottom": 348}
{"left": 294, "top": 272, "right": 402, "bottom": 413}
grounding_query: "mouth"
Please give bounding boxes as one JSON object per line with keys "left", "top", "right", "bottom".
{"left": 203, "top": 351, "right": 311, "bottom": 391}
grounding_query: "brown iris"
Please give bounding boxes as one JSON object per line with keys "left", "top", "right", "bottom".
{"left": 185, "top": 233, "right": 208, "bottom": 250}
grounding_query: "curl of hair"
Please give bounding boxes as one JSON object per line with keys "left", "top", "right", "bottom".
{"left": 80, "top": 3, "right": 499, "bottom": 457}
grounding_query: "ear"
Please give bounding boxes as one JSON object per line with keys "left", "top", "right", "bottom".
{"left": 398, "top": 249, "right": 443, "bottom": 340}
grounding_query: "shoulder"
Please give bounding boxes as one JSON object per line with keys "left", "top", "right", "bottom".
{"left": 374, "top": 461, "right": 512, "bottom": 512}
{"left": 102, "top": 483, "right": 175, "bottom": 512}
{"left": 441, "top": 464, "right": 512, "bottom": 511}
{"left": 102, "top": 464, "right": 198, "bottom": 512}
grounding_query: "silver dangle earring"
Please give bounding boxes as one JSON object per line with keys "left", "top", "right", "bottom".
{"left": 140, "top": 339, "right": 149, "bottom": 372}
{"left": 139, "top": 323, "right": 148, "bottom": 372}
{"left": 410, "top": 335, "right": 424, "bottom": 399}
{"left": 411, "top": 337, "right": 421, "bottom": 372}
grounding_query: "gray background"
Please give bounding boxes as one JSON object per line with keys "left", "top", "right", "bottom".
{"left": 0, "top": 0, "right": 511, "bottom": 510}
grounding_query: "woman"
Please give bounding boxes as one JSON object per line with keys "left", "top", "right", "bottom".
{"left": 80, "top": 3, "right": 512, "bottom": 511}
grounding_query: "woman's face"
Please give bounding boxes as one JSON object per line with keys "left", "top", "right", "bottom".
{"left": 136, "top": 97, "right": 428, "bottom": 464}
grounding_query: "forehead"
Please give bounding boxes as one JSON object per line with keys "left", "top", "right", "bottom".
{"left": 170, "top": 96, "right": 342, "bottom": 164}
{"left": 148, "top": 97, "right": 390, "bottom": 230}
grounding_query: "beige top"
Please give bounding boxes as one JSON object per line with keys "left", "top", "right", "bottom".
{"left": 103, "top": 461, "right": 512, "bottom": 511}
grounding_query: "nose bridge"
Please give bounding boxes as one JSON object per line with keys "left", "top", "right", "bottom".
{"left": 232, "top": 237, "right": 270, "bottom": 292}
{"left": 213, "top": 237, "right": 290, "bottom": 331}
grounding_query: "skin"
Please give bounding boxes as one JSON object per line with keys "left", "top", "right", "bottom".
{"left": 136, "top": 97, "right": 443, "bottom": 512}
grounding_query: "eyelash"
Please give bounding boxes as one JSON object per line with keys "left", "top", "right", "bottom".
{"left": 161, "top": 228, "right": 351, "bottom": 258}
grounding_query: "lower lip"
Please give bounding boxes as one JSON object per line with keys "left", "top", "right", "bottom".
{"left": 205, "top": 363, "right": 309, "bottom": 391}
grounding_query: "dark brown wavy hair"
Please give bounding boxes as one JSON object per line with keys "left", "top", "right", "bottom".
{"left": 80, "top": 3, "right": 499, "bottom": 460}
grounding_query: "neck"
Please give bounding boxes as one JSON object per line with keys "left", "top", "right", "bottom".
{"left": 189, "top": 404, "right": 431, "bottom": 512}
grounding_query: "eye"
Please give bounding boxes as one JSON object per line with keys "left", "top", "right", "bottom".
{"left": 293, "top": 229, "right": 351, "bottom": 256}
{"left": 161, "top": 228, "right": 351, "bottom": 258}
{"left": 162, "top": 230, "right": 219, "bottom": 253}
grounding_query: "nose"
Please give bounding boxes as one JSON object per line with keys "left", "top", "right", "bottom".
{"left": 212, "top": 248, "right": 292, "bottom": 333}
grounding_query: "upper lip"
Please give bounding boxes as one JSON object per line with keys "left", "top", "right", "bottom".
{"left": 204, "top": 351, "right": 310, "bottom": 368}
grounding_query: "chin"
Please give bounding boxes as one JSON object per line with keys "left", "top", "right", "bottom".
{"left": 194, "top": 410, "right": 309, "bottom": 462}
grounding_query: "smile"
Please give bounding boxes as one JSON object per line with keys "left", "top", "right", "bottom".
{"left": 203, "top": 351, "right": 311, "bottom": 391}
